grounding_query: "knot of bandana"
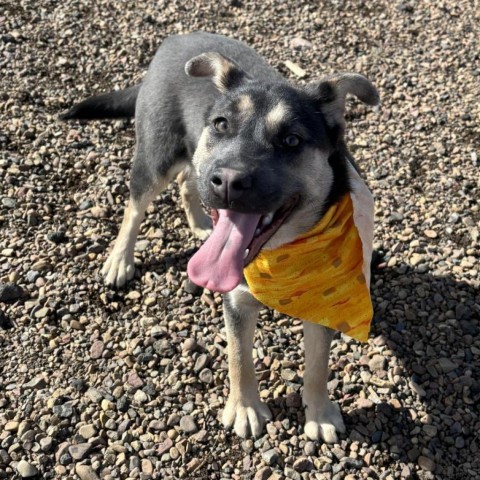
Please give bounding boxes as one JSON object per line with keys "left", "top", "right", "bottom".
{"left": 244, "top": 191, "right": 374, "bottom": 342}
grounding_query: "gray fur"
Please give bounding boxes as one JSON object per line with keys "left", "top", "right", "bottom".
{"left": 61, "top": 32, "right": 379, "bottom": 441}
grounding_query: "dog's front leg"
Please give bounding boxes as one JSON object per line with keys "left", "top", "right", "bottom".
{"left": 303, "top": 322, "right": 346, "bottom": 443}
{"left": 222, "top": 287, "right": 272, "bottom": 438}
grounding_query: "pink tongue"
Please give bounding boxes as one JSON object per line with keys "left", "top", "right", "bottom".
{"left": 188, "top": 209, "right": 261, "bottom": 293}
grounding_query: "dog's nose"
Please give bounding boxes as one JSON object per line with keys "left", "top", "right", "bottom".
{"left": 210, "top": 168, "right": 253, "bottom": 203}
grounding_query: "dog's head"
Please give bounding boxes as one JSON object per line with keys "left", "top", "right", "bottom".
{"left": 186, "top": 52, "right": 379, "bottom": 292}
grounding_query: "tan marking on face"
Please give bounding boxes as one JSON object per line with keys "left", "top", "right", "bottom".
{"left": 265, "top": 102, "right": 289, "bottom": 131}
{"left": 192, "top": 128, "right": 211, "bottom": 172}
{"left": 177, "top": 166, "right": 212, "bottom": 240}
{"left": 237, "top": 94, "right": 254, "bottom": 118}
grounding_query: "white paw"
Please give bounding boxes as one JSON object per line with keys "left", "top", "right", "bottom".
{"left": 304, "top": 399, "right": 345, "bottom": 443}
{"left": 101, "top": 251, "right": 135, "bottom": 288}
{"left": 222, "top": 395, "right": 272, "bottom": 438}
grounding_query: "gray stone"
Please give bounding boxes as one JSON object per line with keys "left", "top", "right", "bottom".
{"left": 182, "top": 337, "right": 198, "bottom": 351}
{"left": 284, "top": 466, "right": 302, "bottom": 480}
{"left": 129, "top": 456, "right": 140, "bottom": 470}
{"left": 39, "top": 436, "right": 53, "bottom": 452}
{"left": 199, "top": 368, "right": 213, "bottom": 384}
{"left": 262, "top": 448, "right": 279, "bottom": 466}
{"left": 368, "top": 355, "right": 386, "bottom": 372}
{"left": 418, "top": 456, "right": 436, "bottom": 472}
{"left": 78, "top": 424, "right": 96, "bottom": 440}
{"left": 22, "top": 377, "right": 47, "bottom": 390}
{"left": 59, "top": 453, "right": 72, "bottom": 465}
{"left": 75, "top": 464, "right": 100, "bottom": 480}
{"left": 53, "top": 403, "right": 74, "bottom": 418}
{"left": 69, "top": 442, "right": 92, "bottom": 460}
{"left": 117, "top": 396, "right": 129, "bottom": 412}
{"left": 194, "top": 354, "right": 209, "bottom": 372}
{"left": 341, "top": 457, "right": 363, "bottom": 469}
{"left": 16, "top": 460, "right": 38, "bottom": 478}
{"left": 437, "top": 358, "right": 457, "bottom": 373}
{"left": 304, "top": 441, "right": 316, "bottom": 456}
{"left": 26, "top": 271, "right": 40, "bottom": 283}
{"left": 0, "top": 449, "right": 11, "bottom": 464}
{"left": 85, "top": 388, "right": 103, "bottom": 403}
{"left": 2, "top": 197, "right": 16, "bottom": 208}
{"left": 423, "top": 424, "right": 438, "bottom": 437}
{"left": 79, "top": 200, "right": 93, "bottom": 210}
{"left": 179, "top": 415, "right": 198, "bottom": 434}
{"left": 167, "top": 413, "right": 180, "bottom": 427}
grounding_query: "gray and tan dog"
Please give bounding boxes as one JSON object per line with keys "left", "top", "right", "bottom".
{"left": 62, "top": 32, "right": 379, "bottom": 442}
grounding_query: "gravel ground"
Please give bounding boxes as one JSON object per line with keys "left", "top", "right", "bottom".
{"left": 1, "top": 1, "right": 479, "bottom": 479}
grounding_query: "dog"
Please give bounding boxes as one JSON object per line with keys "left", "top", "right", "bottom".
{"left": 61, "top": 31, "right": 379, "bottom": 442}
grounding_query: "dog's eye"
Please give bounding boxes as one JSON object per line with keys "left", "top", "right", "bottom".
{"left": 213, "top": 117, "right": 229, "bottom": 133}
{"left": 283, "top": 134, "right": 301, "bottom": 148}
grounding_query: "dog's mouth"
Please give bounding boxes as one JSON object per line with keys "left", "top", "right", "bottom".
{"left": 187, "top": 195, "right": 299, "bottom": 293}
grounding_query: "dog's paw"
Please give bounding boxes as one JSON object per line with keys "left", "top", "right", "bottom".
{"left": 222, "top": 395, "right": 272, "bottom": 438}
{"left": 102, "top": 251, "right": 135, "bottom": 288}
{"left": 304, "top": 399, "right": 345, "bottom": 443}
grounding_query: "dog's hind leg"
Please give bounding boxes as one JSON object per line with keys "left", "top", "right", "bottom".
{"left": 102, "top": 155, "right": 187, "bottom": 288}
{"left": 303, "top": 322, "right": 346, "bottom": 443}
{"left": 222, "top": 286, "right": 272, "bottom": 438}
{"left": 177, "top": 166, "right": 212, "bottom": 240}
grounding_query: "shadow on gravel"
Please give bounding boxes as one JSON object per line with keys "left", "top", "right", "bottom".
{"left": 343, "top": 262, "right": 480, "bottom": 478}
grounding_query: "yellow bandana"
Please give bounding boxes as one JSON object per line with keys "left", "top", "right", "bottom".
{"left": 244, "top": 179, "right": 374, "bottom": 342}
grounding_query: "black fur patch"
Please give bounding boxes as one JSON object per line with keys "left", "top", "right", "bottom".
{"left": 324, "top": 150, "right": 351, "bottom": 209}
{"left": 222, "top": 67, "right": 248, "bottom": 91}
{"left": 316, "top": 82, "right": 336, "bottom": 103}
{"left": 60, "top": 85, "right": 140, "bottom": 121}
{"left": 325, "top": 123, "right": 343, "bottom": 148}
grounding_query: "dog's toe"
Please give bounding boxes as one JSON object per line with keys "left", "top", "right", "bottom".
{"left": 304, "top": 399, "right": 345, "bottom": 443}
{"left": 222, "top": 396, "right": 271, "bottom": 438}
{"left": 102, "top": 252, "right": 135, "bottom": 288}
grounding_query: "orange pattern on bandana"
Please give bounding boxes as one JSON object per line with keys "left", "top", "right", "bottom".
{"left": 244, "top": 194, "right": 373, "bottom": 342}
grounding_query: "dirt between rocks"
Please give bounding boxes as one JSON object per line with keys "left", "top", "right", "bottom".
{"left": 0, "top": 1, "right": 479, "bottom": 479}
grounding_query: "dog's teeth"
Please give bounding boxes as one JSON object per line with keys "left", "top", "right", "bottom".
{"left": 262, "top": 212, "right": 274, "bottom": 227}
{"left": 244, "top": 249, "right": 250, "bottom": 259}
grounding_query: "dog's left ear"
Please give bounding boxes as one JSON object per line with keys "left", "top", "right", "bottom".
{"left": 185, "top": 52, "right": 250, "bottom": 92}
{"left": 307, "top": 73, "right": 380, "bottom": 129}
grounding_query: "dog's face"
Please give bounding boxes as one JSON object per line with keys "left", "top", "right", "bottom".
{"left": 193, "top": 82, "right": 336, "bottom": 244}
{"left": 186, "top": 53, "right": 378, "bottom": 287}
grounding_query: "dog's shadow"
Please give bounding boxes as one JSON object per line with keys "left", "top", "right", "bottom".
{"left": 331, "top": 263, "right": 477, "bottom": 476}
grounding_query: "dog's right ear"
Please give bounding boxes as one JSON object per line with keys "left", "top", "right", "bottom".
{"left": 307, "top": 73, "right": 380, "bottom": 129}
{"left": 185, "top": 52, "right": 250, "bottom": 92}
